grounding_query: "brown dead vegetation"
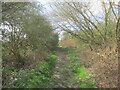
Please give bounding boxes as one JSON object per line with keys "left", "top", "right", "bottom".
{"left": 59, "top": 38, "right": 77, "bottom": 48}
{"left": 78, "top": 42, "right": 118, "bottom": 88}
{"left": 60, "top": 38, "right": 118, "bottom": 88}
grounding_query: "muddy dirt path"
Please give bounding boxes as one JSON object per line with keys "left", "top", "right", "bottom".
{"left": 49, "top": 48, "right": 78, "bottom": 88}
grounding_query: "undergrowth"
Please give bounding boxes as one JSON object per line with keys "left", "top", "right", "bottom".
{"left": 13, "top": 53, "right": 58, "bottom": 88}
{"left": 68, "top": 49, "right": 96, "bottom": 88}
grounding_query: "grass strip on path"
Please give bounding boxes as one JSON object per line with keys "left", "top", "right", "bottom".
{"left": 68, "top": 48, "right": 96, "bottom": 88}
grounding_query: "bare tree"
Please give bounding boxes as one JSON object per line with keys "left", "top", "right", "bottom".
{"left": 49, "top": 1, "right": 118, "bottom": 50}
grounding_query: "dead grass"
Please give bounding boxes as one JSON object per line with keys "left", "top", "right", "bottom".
{"left": 78, "top": 42, "right": 118, "bottom": 88}
{"left": 58, "top": 38, "right": 118, "bottom": 88}
{"left": 59, "top": 38, "right": 77, "bottom": 48}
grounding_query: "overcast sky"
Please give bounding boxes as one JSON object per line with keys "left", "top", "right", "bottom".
{"left": 1, "top": 0, "right": 119, "bottom": 40}
{"left": 36, "top": 0, "right": 120, "bottom": 40}
{"left": 39, "top": 0, "right": 119, "bottom": 14}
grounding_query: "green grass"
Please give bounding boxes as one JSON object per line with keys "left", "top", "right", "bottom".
{"left": 13, "top": 53, "right": 58, "bottom": 88}
{"left": 68, "top": 49, "right": 96, "bottom": 88}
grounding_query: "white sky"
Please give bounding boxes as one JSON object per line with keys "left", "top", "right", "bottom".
{"left": 37, "top": 0, "right": 119, "bottom": 40}
{"left": 38, "top": 0, "right": 119, "bottom": 3}
{"left": 1, "top": 0, "right": 119, "bottom": 40}
{"left": 38, "top": 0, "right": 119, "bottom": 15}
